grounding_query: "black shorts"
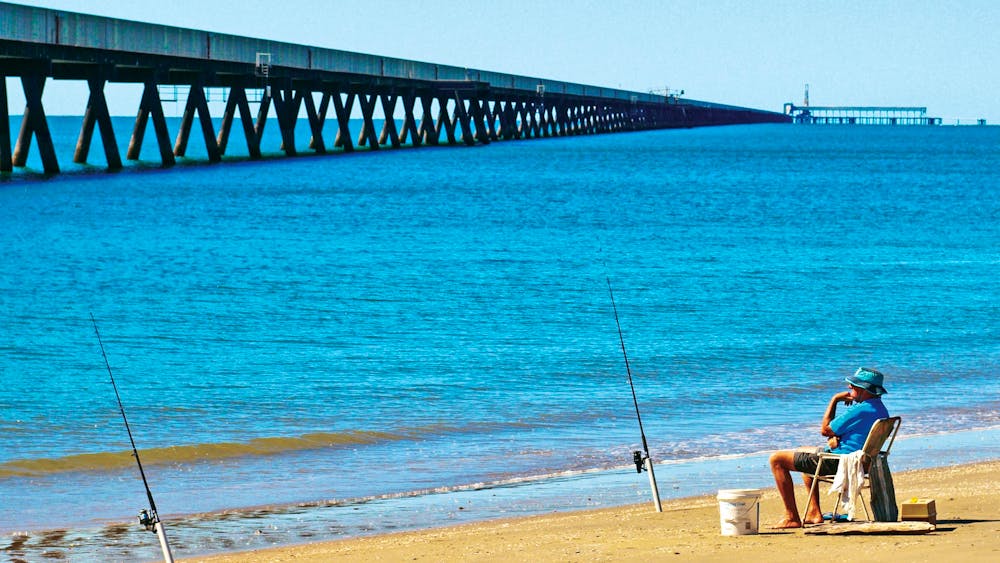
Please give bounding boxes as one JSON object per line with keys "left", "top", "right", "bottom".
{"left": 793, "top": 451, "right": 840, "bottom": 476}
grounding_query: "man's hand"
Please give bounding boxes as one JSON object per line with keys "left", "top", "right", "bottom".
{"left": 834, "top": 390, "right": 853, "bottom": 407}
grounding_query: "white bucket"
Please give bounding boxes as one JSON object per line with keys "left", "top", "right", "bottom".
{"left": 717, "top": 489, "right": 761, "bottom": 536}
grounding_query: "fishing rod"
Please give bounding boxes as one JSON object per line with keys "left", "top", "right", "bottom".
{"left": 606, "top": 279, "right": 662, "bottom": 512}
{"left": 91, "top": 313, "right": 175, "bottom": 563}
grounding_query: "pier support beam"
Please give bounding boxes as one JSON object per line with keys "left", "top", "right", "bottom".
{"left": 128, "top": 80, "right": 175, "bottom": 166}
{"left": 301, "top": 90, "right": 326, "bottom": 153}
{"left": 418, "top": 96, "right": 437, "bottom": 145}
{"left": 437, "top": 96, "right": 457, "bottom": 145}
{"left": 1, "top": 77, "right": 11, "bottom": 173}
{"left": 482, "top": 100, "right": 498, "bottom": 142}
{"left": 74, "top": 77, "right": 121, "bottom": 170}
{"left": 469, "top": 97, "right": 490, "bottom": 145}
{"left": 307, "top": 92, "right": 331, "bottom": 151}
{"left": 272, "top": 85, "right": 300, "bottom": 156}
{"left": 527, "top": 102, "right": 540, "bottom": 138}
{"left": 253, "top": 86, "right": 272, "bottom": 151}
{"left": 398, "top": 91, "right": 421, "bottom": 147}
{"left": 452, "top": 93, "right": 474, "bottom": 146}
{"left": 12, "top": 75, "right": 59, "bottom": 173}
{"left": 501, "top": 100, "right": 517, "bottom": 140}
{"left": 174, "top": 82, "right": 220, "bottom": 162}
{"left": 377, "top": 94, "right": 400, "bottom": 148}
{"left": 217, "top": 86, "right": 262, "bottom": 159}
{"left": 331, "top": 90, "right": 355, "bottom": 152}
{"left": 543, "top": 104, "right": 552, "bottom": 136}
{"left": 356, "top": 93, "right": 379, "bottom": 150}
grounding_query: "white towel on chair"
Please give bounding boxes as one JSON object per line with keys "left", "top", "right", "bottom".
{"left": 828, "top": 450, "right": 865, "bottom": 520}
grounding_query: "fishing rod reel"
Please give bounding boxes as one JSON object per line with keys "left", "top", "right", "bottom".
{"left": 633, "top": 450, "right": 649, "bottom": 473}
{"left": 138, "top": 508, "right": 159, "bottom": 532}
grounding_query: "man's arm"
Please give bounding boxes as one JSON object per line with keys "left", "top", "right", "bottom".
{"left": 820, "top": 391, "right": 852, "bottom": 438}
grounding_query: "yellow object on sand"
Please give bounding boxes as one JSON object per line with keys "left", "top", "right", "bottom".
{"left": 901, "top": 498, "right": 937, "bottom": 525}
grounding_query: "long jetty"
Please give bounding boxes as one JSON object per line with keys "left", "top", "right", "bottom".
{"left": 1, "top": 2, "right": 789, "bottom": 175}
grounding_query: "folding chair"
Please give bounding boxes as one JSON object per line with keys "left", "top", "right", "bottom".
{"left": 804, "top": 416, "right": 901, "bottom": 521}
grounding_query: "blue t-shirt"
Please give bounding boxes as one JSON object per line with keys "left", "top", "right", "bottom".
{"left": 827, "top": 398, "right": 889, "bottom": 454}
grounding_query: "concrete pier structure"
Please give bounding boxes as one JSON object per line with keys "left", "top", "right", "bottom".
{"left": 1, "top": 3, "right": 789, "bottom": 175}
{"left": 783, "top": 104, "right": 941, "bottom": 125}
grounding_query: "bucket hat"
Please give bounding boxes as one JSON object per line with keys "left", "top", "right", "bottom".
{"left": 846, "top": 367, "right": 887, "bottom": 396}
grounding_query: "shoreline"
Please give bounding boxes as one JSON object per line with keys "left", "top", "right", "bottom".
{"left": 6, "top": 425, "right": 996, "bottom": 534}
{"left": 2, "top": 427, "right": 997, "bottom": 561}
{"left": 182, "top": 458, "right": 1000, "bottom": 562}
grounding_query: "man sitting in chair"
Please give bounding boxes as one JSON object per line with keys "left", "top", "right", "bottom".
{"left": 769, "top": 367, "right": 889, "bottom": 528}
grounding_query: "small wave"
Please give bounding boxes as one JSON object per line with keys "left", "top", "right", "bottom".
{"left": 0, "top": 422, "right": 548, "bottom": 479}
{"left": 0, "top": 430, "right": 403, "bottom": 478}
{"left": 0, "top": 420, "right": 552, "bottom": 479}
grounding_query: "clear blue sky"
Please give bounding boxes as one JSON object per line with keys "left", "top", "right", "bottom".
{"left": 6, "top": 0, "right": 999, "bottom": 123}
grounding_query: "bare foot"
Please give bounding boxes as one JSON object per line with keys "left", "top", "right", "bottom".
{"left": 769, "top": 518, "right": 803, "bottom": 529}
{"left": 803, "top": 517, "right": 825, "bottom": 525}
{"left": 803, "top": 512, "right": 825, "bottom": 525}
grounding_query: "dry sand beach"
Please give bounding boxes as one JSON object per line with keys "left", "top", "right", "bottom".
{"left": 185, "top": 459, "right": 999, "bottom": 562}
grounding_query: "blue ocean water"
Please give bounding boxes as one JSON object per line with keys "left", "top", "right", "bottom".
{"left": 1, "top": 120, "right": 999, "bottom": 560}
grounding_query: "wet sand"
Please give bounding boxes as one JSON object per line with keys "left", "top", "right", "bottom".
{"left": 185, "top": 460, "right": 999, "bottom": 562}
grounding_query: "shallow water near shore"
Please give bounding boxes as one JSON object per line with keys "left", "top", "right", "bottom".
{"left": 2, "top": 121, "right": 999, "bottom": 560}
{"left": 3, "top": 428, "right": 997, "bottom": 561}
